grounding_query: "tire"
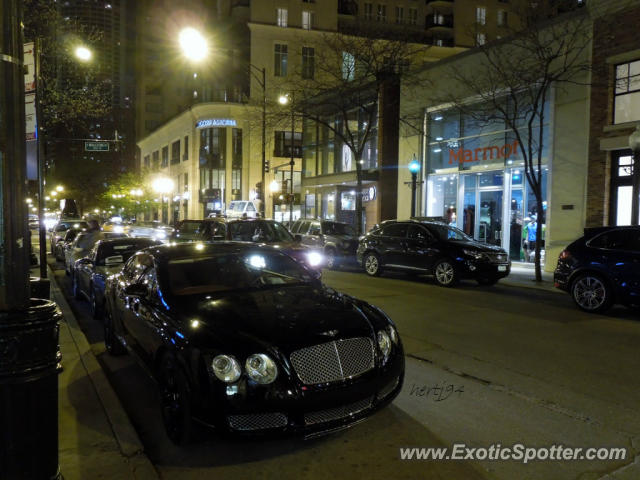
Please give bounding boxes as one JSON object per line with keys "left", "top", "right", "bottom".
{"left": 72, "top": 274, "right": 82, "bottom": 299}
{"left": 159, "top": 354, "right": 193, "bottom": 445}
{"left": 571, "top": 273, "right": 613, "bottom": 313}
{"left": 90, "top": 286, "right": 103, "bottom": 320}
{"left": 363, "top": 252, "right": 382, "bottom": 277}
{"left": 477, "top": 276, "right": 499, "bottom": 286}
{"left": 325, "top": 248, "right": 338, "bottom": 270}
{"left": 433, "top": 259, "right": 458, "bottom": 287}
{"left": 104, "top": 308, "right": 126, "bottom": 356}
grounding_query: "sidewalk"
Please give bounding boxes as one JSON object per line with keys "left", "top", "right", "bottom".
{"left": 500, "top": 262, "right": 559, "bottom": 293}
{"left": 42, "top": 265, "right": 159, "bottom": 480}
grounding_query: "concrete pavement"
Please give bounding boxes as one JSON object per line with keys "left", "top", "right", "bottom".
{"left": 47, "top": 264, "right": 158, "bottom": 480}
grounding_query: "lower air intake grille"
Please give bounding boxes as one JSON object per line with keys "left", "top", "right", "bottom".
{"left": 304, "top": 396, "right": 374, "bottom": 425}
{"left": 228, "top": 413, "right": 288, "bottom": 431}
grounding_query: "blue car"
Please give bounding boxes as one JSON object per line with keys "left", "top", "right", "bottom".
{"left": 554, "top": 226, "right": 640, "bottom": 313}
{"left": 73, "top": 237, "right": 162, "bottom": 319}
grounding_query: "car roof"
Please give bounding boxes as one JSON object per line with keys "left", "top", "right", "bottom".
{"left": 96, "top": 237, "right": 160, "bottom": 247}
{"left": 584, "top": 225, "right": 640, "bottom": 240}
{"left": 145, "top": 241, "right": 281, "bottom": 261}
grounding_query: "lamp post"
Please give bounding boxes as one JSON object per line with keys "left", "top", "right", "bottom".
{"left": 628, "top": 124, "right": 640, "bottom": 226}
{"left": 408, "top": 156, "right": 421, "bottom": 218}
{"left": 152, "top": 177, "right": 175, "bottom": 224}
{"left": 279, "top": 94, "right": 296, "bottom": 225}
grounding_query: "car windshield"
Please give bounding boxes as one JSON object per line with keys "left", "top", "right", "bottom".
{"left": 165, "top": 251, "right": 313, "bottom": 296}
{"left": 228, "top": 221, "right": 293, "bottom": 243}
{"left": 427, "top": 224, "right": 473, "bottom": 242}
{"left": 178, "top": 222, "right": 201, "bottom": 234}
{"left": 321, "top": 222, "right": 355, "bottom": 236}
{"left": 229, "top": 201, "right": 246, "bottom": 212}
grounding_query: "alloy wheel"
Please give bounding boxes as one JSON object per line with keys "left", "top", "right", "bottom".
{"left": 364, "top": 254, "right": 380, "bottom": 276}
{"left": 159, "top": 357, "right": 191, "bottom": 445}
{"left": 572, "top": 275, "right": 608, "bottom": 311}
{"left": 325, "top": 250, "right": 336, "bottom": 269}
{"left": 434, "top": 261, "right": 455, "bottom": 286}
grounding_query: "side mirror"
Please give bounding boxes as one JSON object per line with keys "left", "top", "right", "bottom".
{"left": 294, "top": 234, "right": 302, "bottom": 243}
{"left": 124, "top": 283, "right": 147, "bottom": 297}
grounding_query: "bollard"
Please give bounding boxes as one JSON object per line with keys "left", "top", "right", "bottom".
{"left": 0, "top": 299, "right": 62, "bottom": 480}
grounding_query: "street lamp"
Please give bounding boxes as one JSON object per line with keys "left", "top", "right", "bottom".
{"left": 279, "top": 94, "right": 296, "bottom": 225}
{"left": 152, "top": 177, "right": 175, "bottom": 224}
{"left": 408, "top": 156, "right": 421, "bottom": 218}
{"left": 628, "top": 124, "right": 640, "bottom": 226}
{"left": 178, "top": 27, "right": 208, "bottom": 62}
{"left": 74, "top": 46, "right": 92, "bottom": 62}
{"left": 269, "top": 180, "right": 280, "bottom": 193}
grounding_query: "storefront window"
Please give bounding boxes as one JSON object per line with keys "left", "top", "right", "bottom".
{"left": 305, "top": 193, "right": 316, "bottom": 218}
{"left": 426, "top": 175, "right": 457, "bottom": 223}
{"left": 611, "top": 151, "right": 638, "bottom": 225}
{"left": 341, "top": 191, "right": 356, "bottom": 210}
{"left": 321, "top": 191, "right": 336, "bottom": 219}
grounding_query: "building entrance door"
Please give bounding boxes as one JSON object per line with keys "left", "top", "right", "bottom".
{"left": 478, "top": 190, "right": 503, "bottom": 246}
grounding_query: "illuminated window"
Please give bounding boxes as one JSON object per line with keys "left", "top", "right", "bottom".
{"left": 276, "top": 8, "right": 288, "bottom": 27}
{"left": 476, "top": 6, "right": 486, "bottom": 25}
{"left": 614, "top": 60, "right": 640, "bottom": 124}
{"left": 274, "top": 44, "right": 288, "bottom": 77}
{"left": 302, "top": 11, "right": 315, "bottom": 30}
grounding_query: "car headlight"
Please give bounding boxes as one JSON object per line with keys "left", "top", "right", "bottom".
{"left": 113, "top": 225, "right": 124, "bottom": 233}
{"left": 245, "top": 353, "right": 278, "bottom": 385}
{"left": 155, "top": 231, "right": 167, "bottom": 239}
{"left": 377, "top": 330, "right": 391, "bottom": 361}
{"left": 463, "top": 248, "right": 483, "bottom": 260}
{"left": 306, "top": 251, "right": 324, "bottom": 267}
{"left": 387, "top": 325, "right": 399, "bottom": 345}
{"left": 211, "top": 354, "right": 241, "bottom": 383}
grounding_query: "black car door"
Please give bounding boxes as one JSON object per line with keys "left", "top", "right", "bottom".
{"left": 127, "top": 264, "right": 165, "bottom": 363}
{"left": 118, "top": 254, "right": 154, "bottom": 358}
{"left": 378, "top": 223, "right": 409, "bottom": 267}
{"left": 406, "top": 225, "right": 438, "bottom": 271}
{"left": 78, "top": 245, "right": 98, "bottom": 295}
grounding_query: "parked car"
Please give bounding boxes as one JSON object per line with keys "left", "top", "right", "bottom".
{"left": 128, "top": 221, "right": 173, "bottom": 242}
{"left": 103, "top": 242, "right": 404, "bottom": 444}
{"left": 171, "top": 219, "right": 224, "bottom": 243}
{"left": 357, "top": 219, "right": 511, "bottom": 286}
{"left": 49, "top": 219, "right": 89, "bottom": 254}
{"left": 72, "top": 237, "right": 162, "bottom": 318}
{"left": 554, "top": 226, "right": 640, "bottom": 313}
{"left": 28, "top": 214, "right": 39, "bottom": 230}
{"left": 171, "top": 218, "right": 324, "bottom": 270}
{"left": 65, "top": 231, "right": 127, "bottom": 275}
{"left": 290, "top": 219, "right": 359, "bottom": 269}
{"left": 101, "top": 220, "right": 126, "bottom": 233}
{"left": 54, "top": 228, "right": 82, "bottom": 261}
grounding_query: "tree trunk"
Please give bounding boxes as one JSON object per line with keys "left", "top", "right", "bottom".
{"left": 355, "top": 154, "right": 363, "bottom": 235}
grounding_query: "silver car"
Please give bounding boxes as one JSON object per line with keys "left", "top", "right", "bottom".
{"left": 127, "top": 221, "right": 173, "bottom": 242}
{"left": 64, "top": 231, "right": 127, "bottom": 275}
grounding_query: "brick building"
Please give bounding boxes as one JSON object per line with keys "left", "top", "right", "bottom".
{"left": 587, "top": 0, "right": 640, "bottom": 226}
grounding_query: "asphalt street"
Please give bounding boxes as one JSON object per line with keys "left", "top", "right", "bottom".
{"left": 50, "top": 256, "right": 640, "bottom": 480}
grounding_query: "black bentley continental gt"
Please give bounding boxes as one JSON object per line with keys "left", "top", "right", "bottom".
{"left": 103, "top": 242, "right": 404, "bottom": 444}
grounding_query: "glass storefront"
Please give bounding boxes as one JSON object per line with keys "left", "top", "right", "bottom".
{"left": 425, "top": 104, "right": 550, "bottom": 263}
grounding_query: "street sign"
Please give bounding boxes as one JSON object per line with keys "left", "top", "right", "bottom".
{"left": 85, "top": 141, "right": 109, "bottom": 152}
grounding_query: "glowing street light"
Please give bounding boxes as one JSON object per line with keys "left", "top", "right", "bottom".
{"left": 74, "top": 46, "right": 92, "bottom": 62}
{"left": 152, "top": 177, "right": 175, "bottom": 224}
{"left": 179, "top": 27, "right": 208, "bottom": 62}
{"left": 269, "top": 180, "right": 280, "bottom": 193}
{"left": 56, "top": 185, "right": 64, "bottom": 192}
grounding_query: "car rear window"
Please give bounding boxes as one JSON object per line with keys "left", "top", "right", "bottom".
{"left": 178, "top": 221, "right": 202, "bottom": 234}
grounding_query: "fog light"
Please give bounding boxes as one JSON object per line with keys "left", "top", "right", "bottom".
{"left": 469, "top": 264, "right": 476, "bottom": 271}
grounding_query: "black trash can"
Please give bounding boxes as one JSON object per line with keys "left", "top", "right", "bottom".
{"left": 29, "top": 277, "right": 51, "bottom": 300}
{"left": 0, "top": 299, "right": 62, "bottom": 480}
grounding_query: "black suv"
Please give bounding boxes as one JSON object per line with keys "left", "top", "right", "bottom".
{"left": 357, "top": 220, "right": 511, "bottom": 287}
{"left": 290, "top": 219, "right": 359, "bottom": 269}
{"left": 554, "top": 226, "right": 640, "bottom": 313}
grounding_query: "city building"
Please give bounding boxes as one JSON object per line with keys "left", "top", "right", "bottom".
{"left": 586, "top": 0, "right": 640, "bottom": 227}
{"left": 396, "top": 6, "right": 592, "bottom": 272}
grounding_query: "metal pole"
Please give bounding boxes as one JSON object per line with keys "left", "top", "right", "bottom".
{"left": 631, "top": 149, "right": 640, "bottom": 226}
{"left": 289, "top": 100, "right": 295, "bottom": 225}
{"left": 411, "top": 172, "right": 417, "bottom": 218}
{"left": 260, "top": 67, "right": 266, "bottom": 219}
{"left": 35, "top": 38, "right": 47, "bottom": 277}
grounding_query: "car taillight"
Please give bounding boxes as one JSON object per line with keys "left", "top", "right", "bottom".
{"left": 559, "top": 249, "right": 572, "bottom": 260}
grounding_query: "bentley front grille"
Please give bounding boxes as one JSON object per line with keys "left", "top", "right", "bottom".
{"left": 290, "top": 337, "right": 375, "bottom": 385}
{"left": 304, "top": 396, "right": 374, "bottom": 426}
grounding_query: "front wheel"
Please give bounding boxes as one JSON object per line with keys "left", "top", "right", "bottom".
{"left": 325, "top": 248, "right": 338, "bottom": 270}
{"left": 159, "top": 355, "right": 192, "bottom": 445}
{"left": 571, "top": 273, "right": 612, "bottom": 313}
{"left": 363, "top": 252, "right": 382, "bottom": 277}
{"left": 433, "top": 259, "right": 458, "bottom": 287}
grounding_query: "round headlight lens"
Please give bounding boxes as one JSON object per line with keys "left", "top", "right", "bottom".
{"left": 245, "top": 353, "right": 278, "bottom": 384}
{"left": 211, "top": 354, "right": 241, "bottom": 383}
{"left": 306, "top": 251, "right": 324, "bottom": 267}
{"left": 388, "top": 325, "right": 399, "bottom": 345}
{"left": 377, "top": 330, "right": 391, "bottom": 360}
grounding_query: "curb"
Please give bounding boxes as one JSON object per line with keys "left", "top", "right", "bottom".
{"left": 49, "top": 266, "right": 160, "bottom": 480}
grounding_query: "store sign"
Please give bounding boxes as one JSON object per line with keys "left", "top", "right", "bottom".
{"left": 449, "top": 140, "right": 519, "bottom": 165}
{"left": 196, "top": 118, "right": 237, "bottom": 128}
{"left": 362, "top": 186, "right": 377, "bottom": 202}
